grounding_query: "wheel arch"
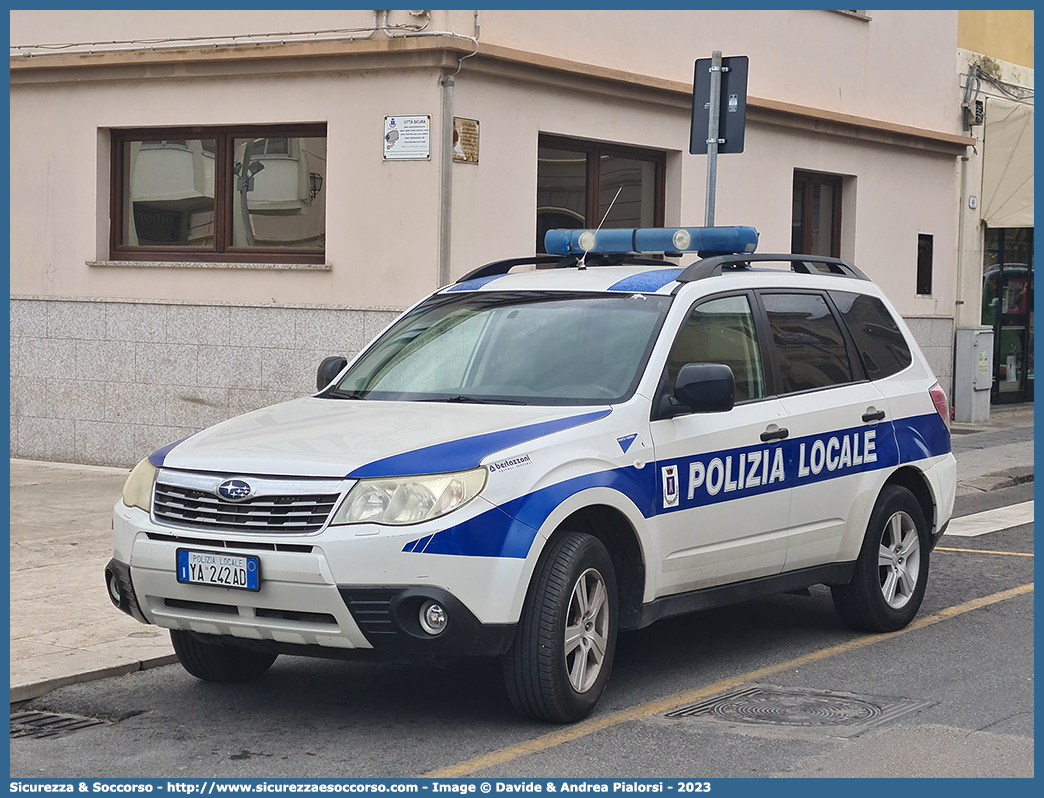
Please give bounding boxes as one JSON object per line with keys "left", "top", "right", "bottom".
{"left": 884, "top": 466, "right": 936, "bottom": 535}
{"left": 548, "top": 504, "right": 647, "bottom": 631}
{"left": 517, "top": 487, "right": 650, "bottom": 632}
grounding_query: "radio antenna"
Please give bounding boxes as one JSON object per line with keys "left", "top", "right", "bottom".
{"left": 578, "top": 186, "right": 623, "bottom": 270}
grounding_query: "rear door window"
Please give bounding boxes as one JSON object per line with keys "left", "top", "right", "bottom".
{"left": 760, "top": 292, "right": 853, "bottom": 393}
{"left": 830, "top": 291, "right": 912, "bottom": 380}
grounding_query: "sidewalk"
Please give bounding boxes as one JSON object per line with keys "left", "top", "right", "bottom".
{"left": 9, "top": 404, "right": 1034, "bottom": 703}
{"left": 951, "top": 403, "right": 1035, "bottom": 495}
{"left": 9, "top": 460, "right": 176, "bottom": 703}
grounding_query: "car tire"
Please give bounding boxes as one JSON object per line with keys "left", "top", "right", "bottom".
{"left": 831, "top": 484, "right": 930, "bottom": 632}
{"left": 170, "top": 630, "right": 277, "bottom": 682}
{"left": 503, "top": 531, "right": 618, "bottom": 723}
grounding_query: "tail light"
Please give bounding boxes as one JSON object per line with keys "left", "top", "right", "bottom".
{"left": 929, "top": 383, "right": 950, "bottom": 431}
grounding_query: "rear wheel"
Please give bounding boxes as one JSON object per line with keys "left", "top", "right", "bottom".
{"left": 831, "top": 485, "right": 929, "bottom": 632}
{"left": 170, "top": 630, "right": 277, "bottom": 682}
{"left": 503, "top": 532, "right": 618, "bottom": 723}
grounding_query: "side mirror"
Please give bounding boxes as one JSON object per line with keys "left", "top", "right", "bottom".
{"left": 317, "top": 356, "right": 348, "bottom": 391}
{"left": 674, "top": 363, "right": 735, "bottom": 413}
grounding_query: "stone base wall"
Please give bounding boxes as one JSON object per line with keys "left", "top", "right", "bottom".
{"left": 10, "top": 297, "right": 402, "bottom": 468}
{"left": 10, "top": 298, "right": 958, "bottom": 468}
{"left": 903, "top": 316, "right": 955, "bottom": 401}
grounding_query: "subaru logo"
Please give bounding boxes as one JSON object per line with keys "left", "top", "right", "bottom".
{"left": 217, "top": 479, "right": 253, "bottom": 502}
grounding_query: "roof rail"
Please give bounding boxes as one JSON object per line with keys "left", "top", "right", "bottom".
{"left": 677, "top": 253, "right": 870, "bottom": 283}
{"left": 456, "top": 254, "right": 667, "bottom": 284}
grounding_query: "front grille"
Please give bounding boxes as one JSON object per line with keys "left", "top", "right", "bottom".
{"left": 153, "top": 483, "right": 339, "bottom": 534}
{"left": 146, "top": 532, "right": 315, "bottom": 553}
{"left": 256, "top": 608, "right": 338, "bottom": 626}
{"left": 165, "top": 598, "right": 239, "bottom": 615}
{"left": 163, "top": 599, "right": 338, "bottom": 627}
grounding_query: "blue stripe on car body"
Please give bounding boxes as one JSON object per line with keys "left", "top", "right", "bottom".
{"left": 348, "top": 409, "right": 612, "bottom": 479}
{"left": 148, "top": 436, "right": 191, "bottom": 467}
{"left": 401, "top": 412, "right": 949, "bottom": 559}
{"left": 894, "top": 412, "right": 951, "bottom": 463}
{"left": 447, "top": 274, "right": 507, "bottom": 292}
{"left": 406, "top": 465, "right": 657, "bottom": 559}
{"left": 607, "top": 269, "right": 684, "bottom": 293}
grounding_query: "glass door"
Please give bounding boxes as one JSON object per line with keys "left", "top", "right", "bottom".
{"left": 982, "top": 228, "right": 1034, "bottom": 404}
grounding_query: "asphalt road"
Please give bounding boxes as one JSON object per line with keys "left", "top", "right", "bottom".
{"left": 10, "top": 483, "right": 1034, "bottom": 779}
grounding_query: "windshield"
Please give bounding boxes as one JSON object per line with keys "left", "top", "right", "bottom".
{"left": 329, "top": 291, "right": 672, "bottom": 405}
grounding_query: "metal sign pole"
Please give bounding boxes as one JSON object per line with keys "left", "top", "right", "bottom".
{"left": 704, "top": 51, "right": 722, "bottom": 227}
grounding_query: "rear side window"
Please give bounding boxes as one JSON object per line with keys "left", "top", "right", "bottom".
{"left": 761, "top": 292, "right": 853, "bottom": 393}
{"left": 831, "top": 291, "right": 912, "bottom": 380}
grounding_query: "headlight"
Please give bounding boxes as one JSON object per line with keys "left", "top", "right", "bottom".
{"left": 332, "top": 467, "right": 487, "bottom": 526}
{"left": 122, "top": 458, "right": 158, "bottom": 512}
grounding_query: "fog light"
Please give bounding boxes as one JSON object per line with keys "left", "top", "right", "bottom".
{"left": 105, "top": 569, "right": 122, "bottom": 607}
{"left": 419, "top": 600, "right": 447, "bottom": 635}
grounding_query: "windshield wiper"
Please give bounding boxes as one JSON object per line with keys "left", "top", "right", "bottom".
{"left": 421, "top": 395, "right": 526, "bottom": 405}
{"left": 325, "top": 389, "right": 369, "bottom": 400}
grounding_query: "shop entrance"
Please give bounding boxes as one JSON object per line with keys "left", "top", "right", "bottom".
{"left": 982, "top": 227, "right": 1034, "bottom": 404}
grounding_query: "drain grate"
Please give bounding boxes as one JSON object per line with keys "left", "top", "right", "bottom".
{"left": 665, "top": 685, "right": 931, "bottom": 736}
{"left": 11, "top": 710, "right": 113, "bottom": 739}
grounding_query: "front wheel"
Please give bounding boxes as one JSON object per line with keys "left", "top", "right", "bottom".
{"left": 170, "top": 630, "right": 277, "bottom": 683}
{"left": 831, "top": 484, "right": 929, "bottom": 632}
{"left": 503, "top": 532, "right": 618, "bottom": 723}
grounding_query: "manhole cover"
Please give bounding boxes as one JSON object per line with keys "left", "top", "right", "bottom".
{"left": 11, "top": 710, "right": 112, "bottom": 739}
{"left": 665, "top": 685, "right": 931, "bottom": 736}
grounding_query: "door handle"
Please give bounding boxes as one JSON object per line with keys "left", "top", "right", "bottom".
{"left": 760, "top": 425, "right": 789, "bottom": 442}
{"left": 862, "top": 409, "right": 886, "bottom": 423}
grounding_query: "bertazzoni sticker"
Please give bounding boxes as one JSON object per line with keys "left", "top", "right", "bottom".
{"left": 489, "top": 454, "right": 533, "bottom": 473}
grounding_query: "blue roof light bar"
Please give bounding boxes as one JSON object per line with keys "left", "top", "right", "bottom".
{"left": 544, "top": 226, "right": 759, "bottom": 257}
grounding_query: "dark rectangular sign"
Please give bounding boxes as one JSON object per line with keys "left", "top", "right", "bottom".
{"left": 690, "top": 55, "right": 749, "bottom": 155}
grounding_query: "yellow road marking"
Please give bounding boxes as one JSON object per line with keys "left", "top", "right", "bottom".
{"left": 935, "top": 546, "right": 1033, "bottom": 557}
{"left": 423, "top": 582, "right": 1034, "bottom": 778}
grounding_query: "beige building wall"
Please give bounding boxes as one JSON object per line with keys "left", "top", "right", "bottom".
{"left": 10, "top": 9, "right": 969, "bottom": 466}
{"left": 958, "top": 10, "right": 1034, "bottom": 69}
{"left": 950, "top": 10, "right": 1033, "bottom": 419}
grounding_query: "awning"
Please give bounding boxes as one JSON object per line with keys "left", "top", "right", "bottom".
{"left": 981, "top": 97, "right": 1034, "bottom": 228}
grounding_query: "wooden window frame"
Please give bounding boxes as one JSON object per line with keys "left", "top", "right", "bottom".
{"left": 792, "top": 170, "right": 843, "bottom": 259}
{"left": 110, "top": 124, "right": 326, "bottom": 264}
{"left": 538, "top": 134, "right": 666, "bottom": 230}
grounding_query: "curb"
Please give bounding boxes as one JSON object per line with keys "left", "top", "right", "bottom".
{"left": 957, "top": 466, "right": 1034, "bottom": 494}
{"left": 10, "top": 654, "right": 179, "bottom": 705}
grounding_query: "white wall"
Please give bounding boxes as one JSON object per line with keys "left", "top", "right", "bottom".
{"left": 10, "top": 9, "right": 965, "bottom": 463}
{"left": 448, "top": 71, "right": 959, "bottom": 318}
{"left": 11, "top": 9, "right": 964, "bottom": 315}
{"left": 10, "top": 67, "right": 445, "bottom": 308}
{"left": 481, "top": 9, "right": 962, "bottom": 134}
{"left": 12, "top": 9, "right": 962, "bottom": 135}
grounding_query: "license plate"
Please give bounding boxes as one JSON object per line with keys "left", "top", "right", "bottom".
{"left": 176, "top": 549, "right": 260, "bottom": 592}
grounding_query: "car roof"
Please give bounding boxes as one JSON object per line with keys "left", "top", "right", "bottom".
{"left": 444, "top": 264, "right": 688, "bottom": 295}
{"left": 442, "top": 256, "right": 877, "bottom": 299}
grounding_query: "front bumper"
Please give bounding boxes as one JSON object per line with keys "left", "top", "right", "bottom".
{"left": 110, "top": 501, "right": 526, "bottom": 660}
{"left": 107, "top": 558, "right": 515, "bottom": 661}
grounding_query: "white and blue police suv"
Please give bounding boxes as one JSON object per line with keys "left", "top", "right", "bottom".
{"left": 107, "top": 226, "right": 957, "bottom": 723}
